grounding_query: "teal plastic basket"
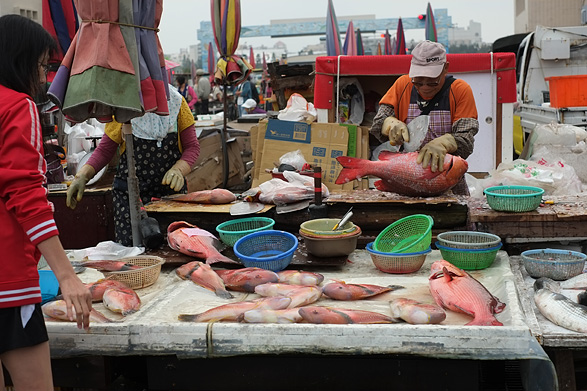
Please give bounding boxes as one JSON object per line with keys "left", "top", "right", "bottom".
{"left": 484, "top": 185, "right": 544, "bottom": 212}
{"left": 374, "top": 214, "right": 433, "bottom": 253}
{"left": 216, "top": 217, "right": 275, "bottom": 247}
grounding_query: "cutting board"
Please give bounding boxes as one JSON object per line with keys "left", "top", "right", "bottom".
{"left": 144, "top": 200, "right": 274, "bottom": 214}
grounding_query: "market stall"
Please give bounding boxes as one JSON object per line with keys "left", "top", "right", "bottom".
{"left": 41, "top": 249, "right": 557, "bottom": 390}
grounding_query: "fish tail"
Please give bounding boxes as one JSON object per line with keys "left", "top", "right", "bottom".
{"left": 216, "top": 289, "right": 234, "bottom": 299}
{"left": 466, "top": 317, "right": 503, "bottom": 326}
{"left": 335, "top": 156, "right": 369, "bottom": 184}
{"left": 178, "top": 314, "right": 199, "bottom": 322}
{"left": 388, "top": 285, "right": 405, "bottom": 291}
{"left": 206, "top": 254, "right": 239, "bottom": 265}
{"left": 121, "top": 308, "right": 139, "bottom": 316}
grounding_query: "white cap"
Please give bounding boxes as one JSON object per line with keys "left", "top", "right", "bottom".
{"left": 408, "top": 40, "right": 447, "bottom": 78}
{"left": 242, "top": 98, "right": 257, "bottom": 109}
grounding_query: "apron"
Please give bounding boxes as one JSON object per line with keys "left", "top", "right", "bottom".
{"left": 405, "top": 77, "right": 469, "bottom": 196}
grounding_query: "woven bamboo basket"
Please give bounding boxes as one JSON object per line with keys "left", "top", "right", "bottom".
{"left": 102, "top": 255, "right": 165, "bottom": 289}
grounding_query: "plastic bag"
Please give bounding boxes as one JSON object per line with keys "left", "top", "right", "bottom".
{"left": 337, "top": 77, "right": 365, "bottom": 125}
{"left": 279, "top": 150, "right": 307, "bottom": 171}
{"left": 68, "top": 240, "right": 144, "bottom": 261}
{"left": 258, "top": 171, "right": 329, "bottom": 205}
{"left": 483, "top": 156, "right": 583, "bottom": 196}
{"left": 532, "top": 122, "right": 578, "bottom": 147}
{"left": 277, "top": 93, "right": 317, "bottom": 123}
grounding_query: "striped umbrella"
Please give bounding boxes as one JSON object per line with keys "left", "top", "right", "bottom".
{"left": 262, "top": 51, "right": 267, "bottom": 76}
{"left": 377, "top": 42, "right": 382, "bottom": 56}
{"left": 395, "top": 17, "right": 407, "bottom": 55}
{"left": 425, "top": 2, "right": 438, "bottom": 42}
{"left": 325, "top": 0, "right": 342, "bottom": 56}
{"left": 343, "top": 21, "right": 357, "bottom": 56}
{"left": 207, "top": 42, "right": 216, "bottom": 76}
{"left": 211, "top": 0, "right": 252, "bottom": 85}
{"left": 384, "top": 29, "right": 392, "bottom": 55}
{"left": 249, "top": 46, "right": 256, "bottom": 69}
{"left": 42, "top": 0, "right": 79, "bottom": 62}
{"left": 356, "top": 28, "right": 364, "bottom": 55}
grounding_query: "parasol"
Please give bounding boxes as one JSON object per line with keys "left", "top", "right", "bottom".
{"left": 249, "top": 46, "right": 256, "bottom": 69}
{"left": 211, "top": 0, "right": 252, "bottom": 188}
{"left": 48, "top": 0, "right": 170, "bottom": 246}
{"left": 395, "top": 17, "right": 407, "bottom": 55}
{"left": 165, "top": 59, "right": 180, "bottom": 85}
{"left": 343, "top": 21, "right": 356, "bottom": 56}
{"left": 207, "top": 42, "right": 216, "bottom": 81}
{"left": 356, "top": 28, "right": 364, "bottom": 56}
{"left": 325, "top": 0, "right": 342, "bottom": 56}
{"left": 42, "top": 0, "right": 79, "bottom": 64}
{"left": 384, "top": 29, "right": 392, "bottom": 55}
{"left": 262, "top": 51, "right": 267, "bottom": 76}
{"left": 425, "top": 2, "right": 438, "bottom": 42}
{"left": 377, "top": 42, "right": 382, "bottom": 56}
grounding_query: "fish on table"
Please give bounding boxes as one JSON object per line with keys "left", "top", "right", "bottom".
{"left": 298, "top": 306, "right": 397, "bottom": 324}
{"left": 277, "top": 270, "right": 324, "bottom": 286}
{"left": 428, "top": 260, "right": 505, "bottom": 326}
{"left": 322, "top": 280, "right": 404, "bottom": 301}
{"left": 215, "top": 267, "right": 279, "bottom": 293}
{"left": 389, "top": 297, "right": 446, "bottom": 325}
{"left": 534, "top": 277, "right": 587, "bottom": 333}
{"left": 178, "top": 296, "right": 292, "bottom": 322}
{"left": 42, "top": 300, "right": 112, "bottom": 323}
{"left": 176, "top": 260, "right": 233, "bottom": 299}
{"left": 167, "top": 221, "right": 237, "bottom": 265}
{"left": 254, "top": 283, "right": 323, "bottom": 308}
{"left": 102, "top": 286, "right": 141, "bottom": 316}
{"left": 239, "top": 308, "right": 304, "bottom": 324}
{"left": 335, "top": 151, "right": 468, "bottom": 197}
{"left": 161, "top": 189, "right": 236, "bottom": 204}
{"left": 85, "top": 279, "right": 131, "bottom": 302}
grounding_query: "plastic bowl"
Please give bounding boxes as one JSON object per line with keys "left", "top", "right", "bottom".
{"left": 299, "top": 227, "right": 361, "bottom": 257}
{"left": 216, "top": 217, "right": 275, "bottom": 247}
{"left": 366, "top": 242, "right": 431, "bottom": 274}
{"left": 299, "top": 218, "right": 358, "bottom": 236}
{"left": 484, "top": 185, "right": 544, "bottom": 212}
{"left": 436, "top": 242, "right": 502, "bottom": 270}
{"left": 521, "top": 248, "right": 587, "bottom": 280}
{"left": 437, "top": 231, "right": 502, "bottom": 250}
{"left": 233, "top": 230, "right": 298, "bottom": 272}
{"left": 39, "top": 270, "right": 59, "bottom": 304}
{"left": 374, "top": 214, "right": 433, "bottom": 253}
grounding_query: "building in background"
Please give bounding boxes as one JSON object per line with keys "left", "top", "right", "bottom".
{"left": 449, "top": 20, "right": 482, "bottom": 47}
{"left": 0, "top": 0, "right": 42, "bottom": 22}
{"left": 515, "top": 0, "right": 586, "bottom": 33}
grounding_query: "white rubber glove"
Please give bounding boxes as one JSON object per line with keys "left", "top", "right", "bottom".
{"left": 417, "top": 134, "right": 458, "bottom": 173}
{"left": 162, "top": 160, "right": 192, "bottom": 192}
{"left": 382, "top": 116, "right": 410, "bottom": 146}
{"left": 66, "top": 165, "right": 96, "bottom": 209}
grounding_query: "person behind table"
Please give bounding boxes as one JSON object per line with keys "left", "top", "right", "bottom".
{"left": 175, "top": 75, "right": 197, "bottom": 113}
{"left": 210, "top": 81, "right": 223, "bottom": 102}
{"left": 241, "top": 98, "right": 266, "bottom": 114}
{"left": 0, "top": 14, "right": 92, "bottom": 390}
{"left": 66, "top": 86, "right": 201, "bottom": 246}
{"left": 235, "top": 75, "right": 254, "bottom": 116}
{"left": 370, "top": 40, "right": 478, "bottom": 195}
{"left": 194, "top": 69, "right": 211, "bottom": 115}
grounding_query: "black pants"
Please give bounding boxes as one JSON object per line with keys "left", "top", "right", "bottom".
{"left": 196, "top": 99, "right": 209, "bottom": 115}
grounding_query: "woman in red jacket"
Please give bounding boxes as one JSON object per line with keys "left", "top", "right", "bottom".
{"left": 0, "top": 15, "right": 92, "bottom": 390}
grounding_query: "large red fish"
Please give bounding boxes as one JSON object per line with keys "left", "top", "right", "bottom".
{"left": 167, "top": 221, "right": 237, "bottom": 265}
{"left": 178, "top": 296, "right": 292, "bottom": 322}
{"left": 428, "top": 260, "right": 505, "bottom": 326}
{"left": 176, "top": 261, "right": 233, "bottom": 299}
{"left": 102, "top": 286, "right": 141, "bottom": 316}
{"left": 322, "top": 280, "right": 403, "bottom": 301}
{"left": 215, "top": 267, "right": 279, "bottom": 293}
{"left": 162, "top": 189, "right": 236, "bottom": 204}
{"left": 85, "top": 279, "right": 130, "bottom": 302}
{"left": 335, "top": 151, "right": 468, "bottom": 197}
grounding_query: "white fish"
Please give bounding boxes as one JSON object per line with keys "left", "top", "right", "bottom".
{"left": 560, "top": 273, "right": 587, "bottom": 290}
{"left": 534, "top": 278, "right": 587, "bottom": 333}
{"left": 254, "top": 283, "right": 322, "bottom": 308}
{"left": 239, "top": 308, "right": 303, "bottom": 323}
{"left": 42, "top": 300, "right": 112, "bottom": 323}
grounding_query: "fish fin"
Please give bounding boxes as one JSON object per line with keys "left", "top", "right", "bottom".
{"left": 442, "top": 267, "right": 453, "bottom": 283}
{"left": 388, "top": 285, "right": 405, "bottom": 291}
{"left": 374, "top": 180, "right": 393, "bottom": 192}
{"left": 178, "top": 314, "right": 199, "bottom": 322}
{"left": 377, "top": 151, "right": 402, "bottom": 161}
{"left": 216, "top": 289, "right": 234, "bottom": 299}
{"left": 335, "top": 156, "right": 369, "bottom": 185}
{"left": 466, "top": 317, "right": 503, "bottom": 326}
{"left": 420, "top": 168, "right": 443, "bottom": 180}
{"left": 121, "top": 308, "right": 139, "bottom": 316}
{"left": 206, "top": 255, "right": 239, "bottom": 265}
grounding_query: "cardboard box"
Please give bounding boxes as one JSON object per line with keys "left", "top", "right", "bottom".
{"left": 186, "top": 131, "right": 245, "bottom": 192}
{"left": 252, "top": 119, "right": 349, "bottom": 190}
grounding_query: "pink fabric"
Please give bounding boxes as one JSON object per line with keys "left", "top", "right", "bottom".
{"left": 179, "top": 124, "right": 200, "bottom": 166}
{"left": 86, "top": 134, "right": 118, "bottom": 172}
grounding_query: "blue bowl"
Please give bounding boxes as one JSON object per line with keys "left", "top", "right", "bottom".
{"left": 39, "top": 270, "right": 59, "bottom": 304}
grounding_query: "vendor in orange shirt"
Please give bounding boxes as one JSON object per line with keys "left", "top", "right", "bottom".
{"left": 370, "top": 40, "right": 478, "bottom": 195}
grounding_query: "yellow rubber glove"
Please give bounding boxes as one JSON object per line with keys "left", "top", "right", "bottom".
{"left": 66, "top": 165, "right": 96, "bottom": 209}
{"left": 417, "top": 134, "right": 458, "bottom": 173}
{"left": 162, "top": 159, "right": 192, "bottom": 192}
{"left": 382, "top": 116, "right": 410, "bottom": 146}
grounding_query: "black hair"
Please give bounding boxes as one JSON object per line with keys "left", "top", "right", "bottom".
{"left": 176, "top": 76, "right": 186, "bottom": 85}
{"left": 0, "top": 14, "right": 57, "bottom": 97}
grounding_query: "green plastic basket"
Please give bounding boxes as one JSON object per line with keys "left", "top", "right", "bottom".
{"left": 216, "top": 217, "right": 275, "bottom": 247}
{"left": 374, "top": 214, "right": 433, "bottom": 253}
{"left": 484, "top": 185, "right": 544, "bottom": 212}
{"left": 436, "top": 241, "right": 502, "bottom": 270}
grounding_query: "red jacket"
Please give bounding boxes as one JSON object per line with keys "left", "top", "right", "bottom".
{"left": 0, "top": 84, "right": 60, "bottom": 308}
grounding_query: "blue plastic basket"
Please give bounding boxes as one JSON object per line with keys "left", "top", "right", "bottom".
{"left": 39, "top": 270, "right": 59, "bottom": 304}
{"left": 233, "top": 230, "right": 298, "bottom": 272}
